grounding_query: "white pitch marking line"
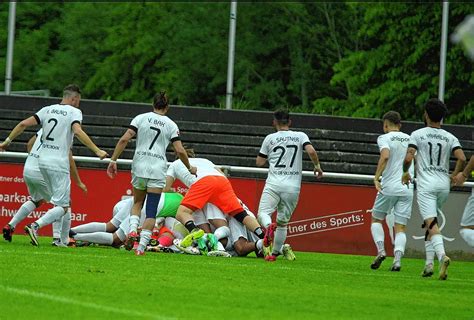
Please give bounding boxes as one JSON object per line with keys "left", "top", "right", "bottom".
{"left": 0, "top": 285, "right": 174, "bottom": 320}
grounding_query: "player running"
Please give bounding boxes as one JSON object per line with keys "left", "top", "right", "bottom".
{"left": 0, "top": 84, "right": 107, "bottom": 246}
{"left": 452, "top": 155, "right": 474, "bottom": 247}
{"left": 402, "top": 99, "right": 466, "bottom": 280}
{"left": 2, "top": 129, "right": 87, "bottom": 244}
{"left": 107, "top": 91, "right": 195, "bottom": 255}
{"left": 369, "top": 111, "right": 414, "bottom": 272}
{"left": 256, "top": 109, "right": 323, "bottom": 262}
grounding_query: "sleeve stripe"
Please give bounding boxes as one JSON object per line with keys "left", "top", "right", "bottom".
{"left": 71, "top": 120, "right": 81, "bottom": 127}
{"left": 258, "top": 152, "right": 268, "bottom": 159}
{"left": 170, "top": 137, "right": 181, "bottom": 143}
{"left": 128, "top": 125, "right": 138, "bottom": 133}
{"left": 452, "top": 146, "right": 462, "bottom": 152}
{"left": 302, "top": 142, "right": 312, "bottom": 148}
{"left": 408, "top": 144, "right": 418, "bottom": 150}
{"left": 33, "top": 114, "right": 40, "bottom": 125}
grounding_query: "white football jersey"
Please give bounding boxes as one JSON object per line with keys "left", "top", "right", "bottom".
{"left": 377, "top": 131, "right": 414, "bottom": 196}
{"left": 35, "top": 104, "right": 82, "bottom": 173}
{"left": 409, "top": 127, "right": 462, "bottom": 192}
{"left": 259, "top": 130, "right": 311, "bottom": 193}
{"left": 130, "top": 112, "right": 180, "bottom": 179}
{"left": 166, "top": 158, "right": 223, "bottom": 188}
{"left": 23, "top": 129, "right": 43, "bottom": 172}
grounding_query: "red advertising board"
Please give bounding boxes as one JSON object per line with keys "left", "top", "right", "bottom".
{"left": 0, "top": 163, "right": 381, "bottom": 255}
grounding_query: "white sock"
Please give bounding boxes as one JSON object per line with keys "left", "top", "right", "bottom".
{"left": 60, "top": 209, "right": 71, "bottom": 245}
{"left": 71, "top": 222, "right": 106, "bottom": 234}
{"left": 272, "top": 226, "right": 287, "bottom": 255}
{"left": 217, "top": 241, "right": 225, "bottom": 251}
{"left": 74, "top": 232, "right": 113, "bottom": 245}
{"left": 52, "top": 220, "right": 61, "bottom": 239}
{"left": 430, "top": 234, "right": 446, "bottom": 262}
{"left": 258, "top": 214, "right": 272, "bottom": 229}
{"left": 36, "top": 207, "right": 66, "bottom": 228}
{"left": 214, "top": 226, "right": 230, "bottom": 240}
{"left": 9, "top": 201, "right": 36, "bottom": 228}
{"left": 256, "top": 239, "right": 263, "bottom": 251}
{"left": 137, "top": 229, "right": 152, "bottom": 252}
{"left": 425, "top": 240, "right": 435, "bottom": 265}
{"left": 393, "top": 232, "right": 406, "bottom": 263}
{"left": 371, "top": 223, "right": 385, "bottom": 255}
{"left": 129, "top": 215, "right": 140, "bottom": 234}
{"left": 460, "top": 228, "right": 474, "bottom": 247}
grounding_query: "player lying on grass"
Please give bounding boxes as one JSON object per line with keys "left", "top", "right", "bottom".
{"left": 2, "top": 130, "right": 87, "bottom": 246}
{"left": 71, "top": 192, "right": 183, "bottom": 249}
{"left": 165, "top": 149, "right": 265, "bottom": 248}
{"left": 452, "top": 154, "right": 474, "bottom": 247}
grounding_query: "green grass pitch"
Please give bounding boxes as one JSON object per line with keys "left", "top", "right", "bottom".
{"left": 1, "top": 236, "right": 473, "bottom": 320}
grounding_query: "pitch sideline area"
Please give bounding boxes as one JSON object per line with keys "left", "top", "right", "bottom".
{"left": 1, "top": 236, "right": 473, "bottom": 319}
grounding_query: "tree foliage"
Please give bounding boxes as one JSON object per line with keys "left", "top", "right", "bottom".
{"left": 0, "top": 2, "right": 472, "bottom": 124}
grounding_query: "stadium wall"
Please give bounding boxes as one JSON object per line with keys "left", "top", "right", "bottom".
{"left": 0, "top": 95, "right": 472, "bottom": 139}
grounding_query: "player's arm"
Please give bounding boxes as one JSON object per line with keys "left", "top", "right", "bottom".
{"left": 451, "top": 148, "right": 466, "bottom": 177}
{"left": 402, "top": 146, "right": 416, "bottom": 185}
{"left": 73, "top": 123, "right": 108, "bottom": 159}
{"left": 164, "top": 176, "right": 175, "bottom": 193}
{"left": 373, "top": 148, "right": 389, "bottom": 192}
{"left": 256, "top": 154, "right": 267, "bottom": 167}
{"left": 107, "top": 128, "right": 135, "bottom": 178}
{"left": 452, "top": 152, "right": 470, "bottom": 186}
{"left": 172, "top": 140, "right": 197, "bottom": 175}
{"left": 26, "top": 134, "right": 37, "bottom": 153}
{"left": 304, "top": 143, "right": 323, "bottom": 179}
{"left": 0, "top": 116, "right": 38, "bottom": 151}
{"left": 69, "top": 150, "right": 87, "bottom": 194}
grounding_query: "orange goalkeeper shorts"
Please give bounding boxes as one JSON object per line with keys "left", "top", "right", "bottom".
{"left": 180, "top": 175, "right": 244, "bottom": 216}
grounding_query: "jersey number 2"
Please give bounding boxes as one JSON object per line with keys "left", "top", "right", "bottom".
{"left": 273, "top": 145, "right": 298, "bottom": 168}
{"left": 45, "top": 118, "right": 58, "bottom": 141}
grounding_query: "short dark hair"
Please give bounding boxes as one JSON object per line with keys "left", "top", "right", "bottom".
{"left": 273, "top": 109, "right": 290, "bottom": 125}
{"left": 424, "top": 98, "right": 447, "bottom": 122}
{"left": 153, "top": 91, "right": 169, "bottom": 110}
{"left": 382, "top": 111, "right": 401, "bottom": 125}
{"left": 63, "top": 84, "right": 81, "bottom": 97}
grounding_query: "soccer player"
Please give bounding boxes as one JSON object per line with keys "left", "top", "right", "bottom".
{"left": 71, "top": 192, "right": 184, "bottom": 247}
{"left": 226, "top": 201, "right": 264, "bottom": 257}
{"left": 2, "top": 130, "right": 87, "bottom": 244}
{"left": 369, "top": 111, "right": 414, "bottom": 271}
{"left": 256, "top": 109, "right": 323, "bottom": 262}
{"left": 402, "top": 98, "right": 466, "bottom": 280}
{"left": 0, "top": 84, "right": 107, "bottom": 246}
{"left": 165, "top": 151, "right": 265, "bottom": 247}
{"left": 107, "top": 91, "right": 195, "bottom": 255}
{"left": 452, "top": 155, "right": 474, "bottom": 247}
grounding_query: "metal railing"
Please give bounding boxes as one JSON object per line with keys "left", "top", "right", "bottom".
{"left": 1, "top": 151, "right": 473, "bottom": 187}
